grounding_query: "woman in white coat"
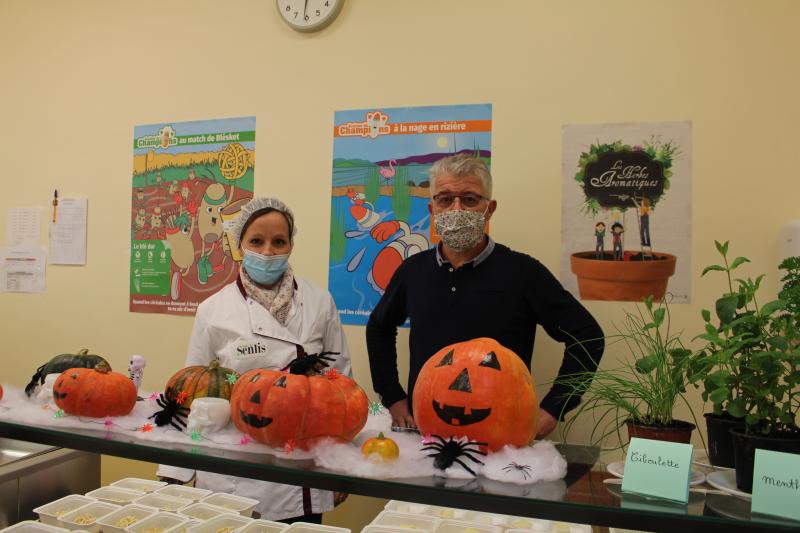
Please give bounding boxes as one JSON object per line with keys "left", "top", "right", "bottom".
{"left": 158, "top": 197, "right": 349, "bottom": 524}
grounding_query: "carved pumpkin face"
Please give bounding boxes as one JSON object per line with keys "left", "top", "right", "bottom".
{"left": 53, "top": 362, "right": 137, "bottom": 418}
{"left": 229, "top": 368, "right": 369, "bottom": 450}
{"left": 412, "top": 337, "right": 538, "bottom": 451}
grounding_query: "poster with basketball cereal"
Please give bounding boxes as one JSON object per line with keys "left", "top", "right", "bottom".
{"left": 130, "top": 116, "right": 255, "bottom": 315}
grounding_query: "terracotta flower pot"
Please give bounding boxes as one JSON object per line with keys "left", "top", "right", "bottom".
{"left": 570, "top": 251, "right": 677, "bottom": 301}
{"left": 626, "top": 419, "right": 695, "bottom": 444}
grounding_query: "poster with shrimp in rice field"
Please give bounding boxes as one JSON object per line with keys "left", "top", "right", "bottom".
{"left": 330, "top": 104, "right": 492, "bottom": 326}
{"left": 130, "top": 116, "right": 255, "bottom": 315}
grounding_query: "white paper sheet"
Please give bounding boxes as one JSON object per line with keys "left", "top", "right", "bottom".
{"left": 6, "top": 207, "right": 42, "bottom": 246}
{"left": 0, "top": 245, "right": 47, "bottom": 292}
{"left": 49, "top": 197, "right": 87, "bottom": 265}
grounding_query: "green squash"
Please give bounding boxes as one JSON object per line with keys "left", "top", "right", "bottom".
{"left": 25, "top": 348, "right": 110, "bottom": 397}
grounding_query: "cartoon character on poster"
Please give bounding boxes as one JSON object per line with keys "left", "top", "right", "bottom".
{"left": 329, "top": 104, "right": 492, "bottom": 326}
{"left": 130, "top": 117, "right": 255, "bottom": 316}
{"left": 567, "top": 136, "right": 684, "bottom": 302}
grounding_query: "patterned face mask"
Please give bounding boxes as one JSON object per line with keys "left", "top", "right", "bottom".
{"left": 433, "top": 207, "right": 488, "bottom": 252}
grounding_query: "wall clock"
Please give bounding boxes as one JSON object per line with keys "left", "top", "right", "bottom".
{"left": 276, "top": 0, "right": 344, "bottom": 32}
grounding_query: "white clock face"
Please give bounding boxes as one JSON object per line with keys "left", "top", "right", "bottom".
{"left": 276, "top": 0, "right": 343, "bottom": 32}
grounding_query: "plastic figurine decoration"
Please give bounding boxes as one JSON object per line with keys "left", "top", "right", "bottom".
{"left": 128, "top": 354, "right": 146, "bottom": 396}
{"left": 631, "top": 195, "right": 652, "bottom": 254}
{"left": 503, "top": 462, "right": 534, "bottom": 481}
{"left": 186, "top": 397, "right": 231, "bottom": 435}
{"left": 148, "top": 392, "right": 190, "bottom": 431}
{"left": 611, "top": 222, "right": 625, "bottom": 260}
{"left": 421, "top": 435, "right": 487, "bottom": 476}
{"left": 594, "top": 222, "right": 606, "bottom": 259}
{"left": 281, "top": 350, "right": 338, "bottom": 376}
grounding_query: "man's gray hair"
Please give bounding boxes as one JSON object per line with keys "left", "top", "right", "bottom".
{"left": 428, "top": 153, "right": 492, "bottom": 198}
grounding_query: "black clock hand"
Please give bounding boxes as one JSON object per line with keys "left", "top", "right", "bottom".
{"left": 304, "top": 0, "right": 308, "bottom": 17}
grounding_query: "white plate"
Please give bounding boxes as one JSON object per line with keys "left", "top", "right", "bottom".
{"left": 705, "top": 470, "right": 752, "bottom": 501}
{"left": 692, "top": 450, "right": 734, "bottom": 470}
{"left": 607, "top": 460, "right": 706, "bottom": 486}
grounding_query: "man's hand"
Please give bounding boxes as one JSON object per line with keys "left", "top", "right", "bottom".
{"left": 535, "top": 410, "right": 558, "bottom": 439}
{"left": 333, "top": 492, "right": 348, "bottom": 506}
{"left": 388, "top": 399, "right": 416, "bottom": 428}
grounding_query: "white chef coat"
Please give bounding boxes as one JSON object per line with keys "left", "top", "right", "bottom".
{"left": 157, "top": 275, "right": 351, "bottom": 520}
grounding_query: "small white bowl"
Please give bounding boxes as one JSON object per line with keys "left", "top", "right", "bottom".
{"left": 154, "top": 485, "right": 212, "bottom": 503}
{"left": 177, "top": 502, "right": 235, "bottom": 522}
{"left": 34, "top": 495, "right": 97, "bottom": 526}
{"left": 125, "top": 512, "right": 187, "bottom": 533}
{"left": 134, "top": 494, "right": 193, "bottom": 513}
{"left": 198, "top": 493, "right": 259, "bottom": 517}
{"left": 110, "top": 478, "right": 168, "bottom": 494}
{"left": 86, "top": 487, "right": 146, "bottom": 505}
{"left": 0, "top": 521, "right": 69, "bottom": 533}
{"left": 185, "top": 513, "right": 252, "bottom": 533}
{"left": 96, "top": 504, "right": 159, "bottom": 533}
{"left": 60, "top": 501, "right": 122, "bottom": 533}
{"left": 236, "top": 519, "right": 288, "bottom": 533}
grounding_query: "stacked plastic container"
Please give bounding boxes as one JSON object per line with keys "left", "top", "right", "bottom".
{"left": 361, "top": 500, "right": 593, "bottom": 533}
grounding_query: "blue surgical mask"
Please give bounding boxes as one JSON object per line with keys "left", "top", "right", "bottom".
{"left": 242, "top": 250, "right": 290, "bottom": 286}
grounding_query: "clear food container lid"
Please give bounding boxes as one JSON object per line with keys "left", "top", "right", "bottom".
{"left": 85, "top": 487, "right": 146, "bottom": 505}
{"left": 110, "top": 478, "right": 168, "bottom": 493}
{"left": 133, "top": 493, "right": 194, "bottom": 513}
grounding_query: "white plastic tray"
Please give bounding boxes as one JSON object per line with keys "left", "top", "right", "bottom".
{"left": 0, "top": 521, "right": 69, "bottom": 533}
{"left": 185, "top": 513, "right": 252, "bottom": 533}
{"left": 154, "top": 485, "right": 212, "bottom": 503}
{"left": 110, "top": 478, "right": 167, "bottom": 494}
{"left": 34, "top": 494, "right": 97, "bottom": 527}
{"left": 125, "top": 512, "right": 187, "bottom": 533}
{"left": 198, "top": 493, "right": 259, "bottom": 517}
{"left": 133, "top": 494, "right": 193, "bottom": 513}
{"left": 96, "top": 503, "right": 159, "bottom": 533}
{"left": 59, "top": 501, "right": 122, "bottom": 533}
{"left": 85, "top": 487, "right": 146, "bottom": 505}
{"left": 236, "top": 519, "right": 288, "bottom": 533}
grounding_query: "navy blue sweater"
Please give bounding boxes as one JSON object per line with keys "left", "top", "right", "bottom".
{"left": 366, "top": 243, "right": 604, "bottom": 419}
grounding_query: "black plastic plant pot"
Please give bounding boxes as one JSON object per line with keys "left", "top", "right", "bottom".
{"left": 704, "top": 412, "right": 745, "bottom": 468}
{"left": 730, "top": 428, "right": 800, "bottom": 493}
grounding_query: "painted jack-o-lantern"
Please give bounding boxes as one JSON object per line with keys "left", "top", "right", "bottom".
{"left": 229, "top": 368, "right": 369, "bottom": 450}
{"left": 412, "top": 337, "right": 538, "bottom": 451}
{"left": 53, "top": 362, "right": 137, "bottom": 417}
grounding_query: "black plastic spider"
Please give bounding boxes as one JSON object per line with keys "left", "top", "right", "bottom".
{"left": 420, "top": 435, "right": 487, "bottom": 476}
{"left": 502, "top": 461, "right": 533, "bottom": 480}
{"left": 148, "top": 392, "right": 189, "bottom": 431}
{"left": 282, "top": 351, "right": 339, "bottom": 376}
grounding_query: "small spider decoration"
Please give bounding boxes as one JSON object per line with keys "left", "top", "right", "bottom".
{"left": 420, "top": 435, "right": 487, "bottom": 476}
{"left": 502, "top": 462, "right": 534, "bottom": 480}
{"left": 148, "top": 391, "right": 190, "bottom": 431}
{"left": 282, "top": 351, "right": 339, "bottom": 376}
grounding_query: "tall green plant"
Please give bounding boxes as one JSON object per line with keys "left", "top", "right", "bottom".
{"left": 687, "top": 241, "right": 800, "bottom": 435}
{"left": 365, "top": 167, "right": 380, "bottom": 205}
{"left": 391, "top": 166, "right": 411, "bottom": 221}
{"left": 559, "top": 296, "right": 694, "bottom": 446}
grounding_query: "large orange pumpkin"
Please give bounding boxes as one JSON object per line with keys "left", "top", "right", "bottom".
{"left": 412, "top": 337, "right": 538, "bottom": 451}
{"left": 229, "top": 368, "right": 368, "bottom": 450}
{"left": 53, "top": 362, "right": 137, "bottom": 417}
{"left": 166, "top": 359, "right": 239, "bottom": 408}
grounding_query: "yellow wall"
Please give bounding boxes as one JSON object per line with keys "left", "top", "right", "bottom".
{"left": 1, "top": 0, "right": 799, "bottom": 530}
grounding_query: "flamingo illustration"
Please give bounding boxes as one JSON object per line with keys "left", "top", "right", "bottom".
{"left": 379, "top": 159, "right": 397, "bottom": 183}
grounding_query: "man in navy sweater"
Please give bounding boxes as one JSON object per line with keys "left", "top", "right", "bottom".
{"left": 366, "top": 154, "right": 604, "bottom": 438}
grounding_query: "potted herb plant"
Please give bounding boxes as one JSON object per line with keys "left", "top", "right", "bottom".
{"left": 689, "top": 241, "right": 800, "bottom": 491}
{"left": 559, "top": 295, "right": 697, "bottom": 448}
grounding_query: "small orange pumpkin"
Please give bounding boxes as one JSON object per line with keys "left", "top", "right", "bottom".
{"left": 53, "top": 362, "right": 137, "bottom": 417}
{"left": 412, "top": 337, "right": 538, "bottom": 451}
{"left": 166, "top": 359, "right": 239, "bottom": 408}
{"left": 230, "top": 368, "right": 368, "bottom": 450}
{"left": 361, "top": 432, "right": 400, "bottom": 461}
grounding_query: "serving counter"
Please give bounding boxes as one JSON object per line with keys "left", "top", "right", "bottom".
{"left": 0, "top": 420, "right": 795, "bottom": 533}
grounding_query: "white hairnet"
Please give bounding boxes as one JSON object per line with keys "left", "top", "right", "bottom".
{"left": 226, "top": 197, "right": 296, "bottom": 250}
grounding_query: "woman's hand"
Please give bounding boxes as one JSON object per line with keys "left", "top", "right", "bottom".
{"left": 535, "top": 410, "right": 558, "bottom": 439}
{"left": 158, "top": 476, "right": 184, "bottom": 485}
{"left": 333, "top": 492, "right": 348, "bottom": 506}
{"left": 388, "top": 399, "right": 416, "bottom": 429}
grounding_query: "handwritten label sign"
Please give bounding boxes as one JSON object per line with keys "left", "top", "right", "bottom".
{"left": 584, "top": 150, "right": 664, "bottom": 208}
{"left": 752, "top": 449, "right": 800, "bottom": 521}
{"left": 621, "top": 437, "right": 693, "bottom": 503}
